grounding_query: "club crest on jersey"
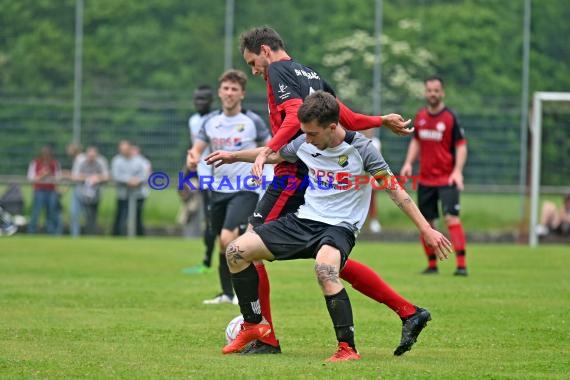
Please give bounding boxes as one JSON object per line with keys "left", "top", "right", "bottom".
{"left": 235, "top": 123, "right": 245, "bottom": 132}
{"left": 337, "top": 154, "right": 349, "bottom": 168}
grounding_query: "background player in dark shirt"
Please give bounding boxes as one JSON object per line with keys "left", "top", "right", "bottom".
{"left": 182, "top": 85, "right": 216, "bottom": 275}
{"left": 401, "top": 76, "right": 468, "bottom": 276}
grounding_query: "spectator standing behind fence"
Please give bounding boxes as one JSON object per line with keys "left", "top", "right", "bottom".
{"left": 70, "top": 146, "right": 109, "bottom": 236}
{"left": 111, "top": 140, "right": 149, "bottom": 236}
{"left": 400, "top": 75, "right": 468, "bottom": 276}
{"left": 132, "top": 145, "right": 152, "bottom": 175}
{"left": 65, "top": 143, "right": 85, "bottom": 237}
{"left": 27, "top": 145, "right": 61, "bottom": 234}
{"left": 65, "top": 143, "right": 84, "bottom": 171}
{"left": 131, "top": 145, "right": 151, "bottom": 234}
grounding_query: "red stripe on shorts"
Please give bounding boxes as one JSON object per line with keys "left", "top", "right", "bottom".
{"left": 265, "top": 177, "right": 303, "bottom": 223}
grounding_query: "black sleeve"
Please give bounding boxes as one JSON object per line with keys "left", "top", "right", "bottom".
{"left": 451, "top": 112, "right": 466, "bottom": 144}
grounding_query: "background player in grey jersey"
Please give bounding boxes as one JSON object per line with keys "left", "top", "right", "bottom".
{"left": 217, "top": 91, "right": 452, "bottom": 361}
{"left": 182, "top": 85, "right": 216, "bottom": 275}
{"left": 187, "top": 69, "right": 270, "bottom": 304}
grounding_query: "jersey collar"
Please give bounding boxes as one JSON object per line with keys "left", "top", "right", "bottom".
{"left": 264, "top": 56, "right": 292, "bottom": 81}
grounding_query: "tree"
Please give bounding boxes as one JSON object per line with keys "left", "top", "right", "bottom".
{"left": 322, "top": 25, "right": 436, "bottom": 112}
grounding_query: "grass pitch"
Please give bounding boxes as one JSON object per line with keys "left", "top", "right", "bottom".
{"left": 0, "top": 237, "right": 568, "bottom": 379}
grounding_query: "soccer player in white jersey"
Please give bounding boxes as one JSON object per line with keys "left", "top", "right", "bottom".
{"left": 187, "top": 69, "right": 270, "bottom": 304}
{"left": 214, "top": 91, "right": 452, "bottom": 361}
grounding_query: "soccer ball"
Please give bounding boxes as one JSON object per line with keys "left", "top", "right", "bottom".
{"left": 225, "top": 315, "right": 244, "bottom": 343}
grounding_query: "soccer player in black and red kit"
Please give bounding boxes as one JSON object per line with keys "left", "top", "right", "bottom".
{"left": 401, "top": 76, "right": 468, "bottom": 276}
{"left": 213, "top": 26, "right": 434, "bottom": 356}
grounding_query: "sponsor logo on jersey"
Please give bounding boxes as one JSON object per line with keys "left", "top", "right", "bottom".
{"left": 212, "top": 136, "right": 242, "bottom": 149}
{"left": 277, "top": 84, "right": 291, "bottom": 100}
{"left": 310, "top": 152, "right": 322, "bottom": 157}
{"left": 418, "top": 129, "right": 443, "bottom": 141}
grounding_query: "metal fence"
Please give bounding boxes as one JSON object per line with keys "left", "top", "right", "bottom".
{"left": 3, "top": 93, "right": 569, "bottom": 192}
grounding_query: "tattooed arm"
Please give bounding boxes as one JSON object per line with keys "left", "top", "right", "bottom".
{"left": 384, "top": 183, "right": 430, "bottom": 233}
{"left": 382, "top": 177, "right": 453, "bottom": 260}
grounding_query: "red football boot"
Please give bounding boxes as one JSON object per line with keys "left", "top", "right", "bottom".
{"left": 222, "top": 322, "right": 272, "bottom": 354}
{"left": 325, "top": 342, "right": 361, "bottom": 362}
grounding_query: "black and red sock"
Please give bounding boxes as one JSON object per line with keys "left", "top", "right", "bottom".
{"left": 448, "top": 223, "right": 467, "bottom": 269}
{"left": 324, "top": 288, "right": 356, "bottom": 350}
{"left": 420, "top": 235, "right": 438, "bottom": 269}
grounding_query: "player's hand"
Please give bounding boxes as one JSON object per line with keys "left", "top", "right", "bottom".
{"left": 382, "top": 114, "right": 413, "bottom": 136}
{"left": 186, "top": 149, "right": 198, "bottom": 170}
{"left": 205, "top": 150, "right": 236, "bottom": 168}
{"left": 421, "top": 228, "right": 453, "bottom": 261}
{"left": 448, "top": 170, "right": 464, "bottom": 191}
{"left": 251, "top": 153, "right": 266, "bottom": 183}
{"left": 400, "top": 163, "right": 413, "bottom": 177}
{"left": 127, "top": 177, "right": 141, "bottom": 187}
{"left": 250, "top": 147, "right": 273, "bottom": 184}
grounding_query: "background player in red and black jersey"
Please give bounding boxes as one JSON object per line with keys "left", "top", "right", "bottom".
{"left": 401, "top": 76, "right": 468, "bottom": 276}
{"left": 209, "top": 26, "right": 432, "bottom": 355}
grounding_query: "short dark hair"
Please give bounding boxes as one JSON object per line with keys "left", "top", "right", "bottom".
{"left": 425, "top": 75, "right": 444, "bottom": 87}
{"left": 196, "top": 84, "right": 212, "bottom": 92}
{"left": 218, "top": 69, "right": 248, "bottom": 90}
{"left": 239, "top": 26, "right": 285, "bottom": 55}
{"left": 298, "top": 91, "right": 339, "bottom": 127}
{"left": 193, "top": 85, "right": 213, "bottom": 99}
